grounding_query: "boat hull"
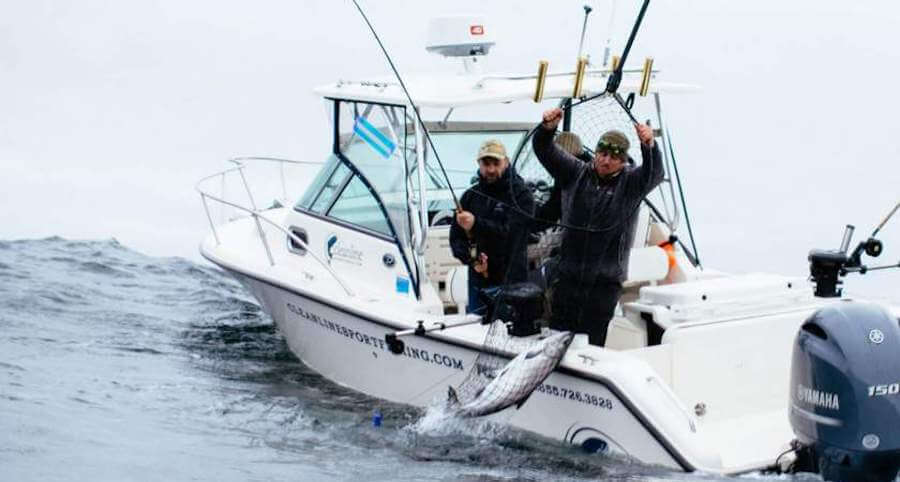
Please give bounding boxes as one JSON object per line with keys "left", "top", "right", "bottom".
{"left": 223, "top": 266, "right": 696, "bottom": 472}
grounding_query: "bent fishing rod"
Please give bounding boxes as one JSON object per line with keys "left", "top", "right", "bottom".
{"left": 350, "top": 0, "right": 461, "bottom": 210}
{"left": 352, "top": 0, "right": 681, "bottom": 254}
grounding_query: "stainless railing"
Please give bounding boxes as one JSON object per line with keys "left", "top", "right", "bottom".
{"left": 196, "top": 157, "right": 355, "bottom": 297}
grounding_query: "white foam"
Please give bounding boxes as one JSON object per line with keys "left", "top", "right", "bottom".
{"left": 404, "top": 400, "right": 509, "bottom": 440}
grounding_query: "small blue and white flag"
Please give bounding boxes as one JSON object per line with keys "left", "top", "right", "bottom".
{"left": 353, "top": 116, "right": 396, "bottom": 159}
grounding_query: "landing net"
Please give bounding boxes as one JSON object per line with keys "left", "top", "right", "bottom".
{"left": 451, "top": 93, "right": 643, "bottom": 408}
{"left": 517, "top": 93, "right": 644, "bottom": 211}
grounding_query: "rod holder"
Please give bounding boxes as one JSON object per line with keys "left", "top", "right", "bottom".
{"left": 572, "top": 56, "right": 588, "bottom": 98}
{"left": 840, "top": 224, "right": 855, "bottom": 253}
{"left": 639, "top": 57, "right": 654, "bottom": 96}
{"left": 610, "top": 55, "right": 621, "bottom": 73}
{"left": 533, "top": 60, "right": 549, "bottom": 103}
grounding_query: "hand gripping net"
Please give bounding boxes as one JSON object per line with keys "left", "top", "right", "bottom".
{"left": 516, "top": 93, "right": 643, "bottom": 201}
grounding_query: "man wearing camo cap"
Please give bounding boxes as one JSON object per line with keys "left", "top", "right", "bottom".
{"left": 449, "top": 139, "right": 534, "bottom": 314}
{"left": 532, "top": 108, "right": 664, "bottom": 346}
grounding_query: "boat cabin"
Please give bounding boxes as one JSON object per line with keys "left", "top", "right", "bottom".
{"left": 195, "top": 20, "right": 894, "bottom": 475}
{"left": 282, "top": 69, "right": 704, "bottom": 344}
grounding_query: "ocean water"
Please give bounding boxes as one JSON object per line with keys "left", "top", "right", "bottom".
{"left": 0, "top": 237, "right": 832, "bottom": 481}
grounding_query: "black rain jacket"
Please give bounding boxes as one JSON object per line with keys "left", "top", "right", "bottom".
{"left": 532, "top": 126, "right": 664, "bottom": 285}
{"left": 449, "top": 168, "right": 535, "bottom": 286}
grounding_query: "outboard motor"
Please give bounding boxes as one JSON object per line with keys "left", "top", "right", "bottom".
{"left": 788, "top": 301, "right": 900, "bottom": 481}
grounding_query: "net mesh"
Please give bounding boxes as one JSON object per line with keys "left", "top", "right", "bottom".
{"left": 452, "top": 320, "right": 548, "bottom": 408}
{"left": 516, "top": 94, "right": 642, "bottom": 200}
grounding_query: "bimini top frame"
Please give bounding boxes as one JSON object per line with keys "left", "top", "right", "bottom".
{"left": 313, "top": 69, "right": 702, "bottom": 267}
{"left": 315, "top": 70, "right": 699, "bottom": 109}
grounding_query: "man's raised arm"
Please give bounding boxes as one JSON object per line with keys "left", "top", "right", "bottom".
{"left": 625, "top": 122, "right": 665, "bottom": 196}
{"left": 531, "top": 108, "right": 582, "bottom": 186}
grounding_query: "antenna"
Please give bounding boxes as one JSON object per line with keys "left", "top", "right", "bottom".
{"left": 602, "top": 0, "right": 618, "bottom": 67}
{"left": 576, "top": 5, "right": 593, "bottom": 59}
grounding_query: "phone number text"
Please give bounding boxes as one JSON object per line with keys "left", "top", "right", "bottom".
{"left": 536, "top": 382, "right": 614, "bottom": 410}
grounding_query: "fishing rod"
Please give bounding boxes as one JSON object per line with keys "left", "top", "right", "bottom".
{"left": 665, "top": 126, "right": 701, "bottom": 267}
{"left": 844, "top": 200, "right": 900, "bottom": 272}
{"left": 642, "top": 198, "right": 699, "bottom": 267}
{"left": 350, "top": 0, "right": 461, "bottom": 210}
{"left": 381, "top": 2, "right": 671, "bottom": 353}
{"left": 872, "top": 200, "right": 899, "bottom": 238}
{"left": 350, "top": 0, "right": 653, "bottom": 239}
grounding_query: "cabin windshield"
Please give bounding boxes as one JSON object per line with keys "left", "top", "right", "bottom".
{"left": 416, "top": 123, "right": 530, "bottom": 219}
{"left": 295, "top": 100, "right": 414, "bottom": 240}
{"left": 297, "top": 120, "right": 531, "bottom": 229}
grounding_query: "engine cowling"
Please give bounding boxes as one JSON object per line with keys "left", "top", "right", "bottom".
{"left": 789, "top": 301, "right": 900, "bottom": 482}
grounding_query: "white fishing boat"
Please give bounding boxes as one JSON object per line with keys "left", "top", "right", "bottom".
{"left": 196, "top": 14, "right": 900, "bottom": 480}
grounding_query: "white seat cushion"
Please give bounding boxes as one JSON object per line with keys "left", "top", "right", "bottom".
{"left": 624, "top": 246, "right": 670, "bottom": 287}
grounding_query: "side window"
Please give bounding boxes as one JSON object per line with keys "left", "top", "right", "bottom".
{"left": 306, "top": 160, "right": 351, "bottom": 214}
{"left": 327, "top": 175, "right": 392, "bottom": 236}
{"left": 297, "top": 157, "right": 336, "bottom": 210}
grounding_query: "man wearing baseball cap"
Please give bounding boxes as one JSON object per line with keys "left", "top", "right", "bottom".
{"left": 532, "top": 108, "right": 664, "bottom": 346}
{"left": 449, "top": 139, "right": 534, "bottom": 314}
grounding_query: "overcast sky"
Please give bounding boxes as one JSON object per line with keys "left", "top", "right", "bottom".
{"left": 1, "top": 0, "right": 897, "bottom": 299}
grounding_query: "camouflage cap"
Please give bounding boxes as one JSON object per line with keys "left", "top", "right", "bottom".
{"left": 596, "top": 130, "right": 630, "bottom": 159}
{"left": 477, "top": 139, "right": 507, "bottom": 161}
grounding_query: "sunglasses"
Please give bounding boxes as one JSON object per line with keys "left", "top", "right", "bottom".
{"left": 595, "top": 141, "right": 627, "bottom": 157}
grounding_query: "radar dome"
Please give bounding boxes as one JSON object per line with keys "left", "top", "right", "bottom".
{"left": 425, "top": 16, "right": 495, "bottom": 57}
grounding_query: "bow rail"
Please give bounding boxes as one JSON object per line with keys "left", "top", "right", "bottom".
{"left": 196, "top": 157, "right": 354, "bottom": 297}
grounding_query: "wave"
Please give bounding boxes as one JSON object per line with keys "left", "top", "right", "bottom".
{"left": 0, "top": 235, "right": 240, "bottom": 294}
{"left": 0, "top": 236, "right": 702, "bottom": 481}
{"left": 77, "top": 260, "right": 135, "bottom": 278}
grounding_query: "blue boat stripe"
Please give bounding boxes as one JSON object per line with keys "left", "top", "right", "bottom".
{"left": 356, "top": 116, "right": 396, "bottom": 153}
{"left": 353, "top": 124, "right": 390, "bottom": 158}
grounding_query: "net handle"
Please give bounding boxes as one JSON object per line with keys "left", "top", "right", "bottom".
{"left": 605, "top": 0, "right": 652, "bottom": 95}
